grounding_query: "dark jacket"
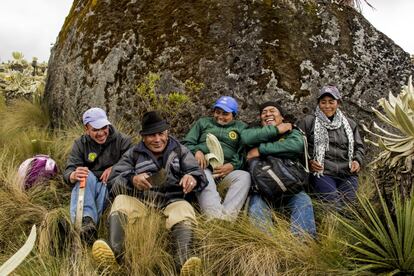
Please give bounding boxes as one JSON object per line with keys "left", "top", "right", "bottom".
{"left": 63, "top": 125, "right": 132, "bottom": 185}
{"left": 108, "top": 137, "right": 207, "bottom": 207}
{"left": 297, "top": 114, "right": 365, "bottom": 177}
{"left": 182, "top": 117, "right": 248, "bottom": 170}
{"left": 241, "top": 125, "right": 304, "bottom": 161}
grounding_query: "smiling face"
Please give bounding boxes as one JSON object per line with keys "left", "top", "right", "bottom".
{"left": 213, "top": 108, "right": 234, "bottom": 125}
{"left": 260, "top": 106, "right": 284, "bottom": 126}
{"left": 142, "top": 130, "right": 169, "bottom": 156}
{"left": 85, "top": 124, "right": 110, "bottom": 144}
{"left": 318, "top": 95, "right": 339, "bottom": 117}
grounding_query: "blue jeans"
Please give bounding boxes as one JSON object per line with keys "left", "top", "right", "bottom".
{"left": 311, "top": 174, "right": 358, "bottom": 209}
{"left": 70, "top": 173, "right": 107, "bottom": 224}
{"left": 248, "top": 192, "right": 316, "bottom": 237}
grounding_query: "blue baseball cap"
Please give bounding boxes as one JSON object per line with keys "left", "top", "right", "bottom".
{"left": 82, "top": 107, "right": 111, "bottom": 129}
{"left": 213, "top": 96, "right": 238, "bottom": 114}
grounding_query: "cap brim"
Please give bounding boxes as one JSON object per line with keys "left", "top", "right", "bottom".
{"left": 318, "top": 92, "right": 341, "bottom": 100}
{"left": 89, "top": 119, "right": 111, "bottom": 129}
{"left": 140, "top": 123, "right": 170, "bottom": 135}
{"left": 213, "top": 103, "right": 233, "bottom": 113}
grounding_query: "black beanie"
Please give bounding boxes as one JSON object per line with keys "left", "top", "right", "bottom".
{"left": 140, "top": 111, "right": 170, "bottom": 135}
{"left": 259, "top": 101, "right": 284, "bottom": 117}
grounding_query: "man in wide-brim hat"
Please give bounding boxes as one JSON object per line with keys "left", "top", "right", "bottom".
{"left": 92, "top": 111, "right": 207, "bottom": 275}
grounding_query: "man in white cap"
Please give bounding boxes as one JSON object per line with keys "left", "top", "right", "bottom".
{"left": 63, "top": 107, "right": 132, "bottom": 243}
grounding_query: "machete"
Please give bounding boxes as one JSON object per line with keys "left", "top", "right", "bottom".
{"left": 75, "top": 177, "right": 86, "bottom": 231}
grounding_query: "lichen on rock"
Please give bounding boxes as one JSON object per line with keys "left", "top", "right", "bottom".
{"left": 45, "top": 0, "right": 413, "bottom": 139}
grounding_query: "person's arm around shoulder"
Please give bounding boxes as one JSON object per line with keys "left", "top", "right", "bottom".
{"left": 241, "top": 125, "right": 278, "bottom": 147}
{"left": 256, "top": 123, "right": 303, "bottom": 157}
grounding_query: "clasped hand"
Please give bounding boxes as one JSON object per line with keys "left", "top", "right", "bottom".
{"left": 132, "top": 173, "right": 197, "bottom": 194}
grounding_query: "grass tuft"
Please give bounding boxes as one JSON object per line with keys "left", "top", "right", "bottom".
{"left": 124, "top": 207, "right": 176, "bottom": 275}
{"left": 196, "top": 215, "right": 319, "bottom": 275}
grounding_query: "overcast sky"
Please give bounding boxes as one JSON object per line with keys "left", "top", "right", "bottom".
{"left": 0, "top": 0, "right": 413, "bottom": 62}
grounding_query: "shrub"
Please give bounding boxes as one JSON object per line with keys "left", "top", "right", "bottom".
{"left": 338, "top": 185, "right": 414, "bottom": 274}
{"left": 363, "top": 76, "right": 414, "bottom": 200}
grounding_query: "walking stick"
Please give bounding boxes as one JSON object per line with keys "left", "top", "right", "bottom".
{"left": 75, "top": 177, "right": 86, "bottom": 231}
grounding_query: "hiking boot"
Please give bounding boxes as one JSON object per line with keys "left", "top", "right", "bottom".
{"left": 80, "top": 216, "right": 97, "bottom": 245}
{"left": 180, "top": 257, "right": 202, "bottom": 276}
{"left": 92, "top": 239, "right": 118, "bottom": 268}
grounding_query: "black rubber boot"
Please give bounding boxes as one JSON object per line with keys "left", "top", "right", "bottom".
{"left": 171, "top": 221, "right": 202, "bottom": 276}
{"left": 108, "top": 211, "right": 127, "bottom": 262}
{"left": 171, "top": 221, "right": 193, "bottom": 266}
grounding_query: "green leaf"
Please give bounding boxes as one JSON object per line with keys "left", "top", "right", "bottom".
{"left": 339, "top": 189, "right": 414, "bottom": 273}
{"left": 372, "top": 107, "right": 394, "bottom": 126}
{"left": 394, "top": 104, "right": 414, "bottom": 137}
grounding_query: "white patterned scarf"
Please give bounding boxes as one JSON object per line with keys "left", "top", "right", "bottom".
{"left": 313, "top": 106, "right": 354, "bottom": 176}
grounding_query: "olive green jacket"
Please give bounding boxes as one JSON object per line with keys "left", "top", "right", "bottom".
{"left": 182, "top": 117, "right": 247, "bottom": 170}
{"left": 241, "top": 125, "right": 304, "bottom": 160}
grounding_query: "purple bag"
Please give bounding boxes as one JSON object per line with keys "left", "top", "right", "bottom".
{"left": 17, "top": 154, "right": 58, "bottom": 190}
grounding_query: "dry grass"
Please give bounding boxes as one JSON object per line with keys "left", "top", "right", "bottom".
{"left": 0, "top": 97, "right": 83, "bottom": 167}
{"left": 0, "top": 99, "right": 401, "bottom": 275}
{"left": 196, "top": 215, "right": 348, "bottom": 276}
{"left": 124, "top": 208, "right": 176, "bottom": 275}
{"left": 0, "top": 99, "right": 50, "bottom": 135}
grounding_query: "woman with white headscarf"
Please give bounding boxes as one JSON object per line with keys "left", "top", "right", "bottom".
{"left": 297, "top": 85, "right": 364, "bottom": 208}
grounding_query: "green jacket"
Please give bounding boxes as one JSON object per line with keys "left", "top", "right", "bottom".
{"left": 241, "top": 125, "right": 304, "bottom": 160}
{"left": 182, "top": 117, "right": 247, "bottom": 170}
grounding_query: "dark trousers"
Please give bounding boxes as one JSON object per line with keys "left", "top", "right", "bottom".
{"left": 311, "top": 174, "right": 358, "bottom": 209}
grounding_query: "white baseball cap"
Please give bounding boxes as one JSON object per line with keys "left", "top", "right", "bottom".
{"left": 82, "top": 107, "right": 111, "bottom": 129}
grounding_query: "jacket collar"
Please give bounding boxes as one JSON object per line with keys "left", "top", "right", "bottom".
{"left": 135, "top": 136, "right": 180, "bottom": 166}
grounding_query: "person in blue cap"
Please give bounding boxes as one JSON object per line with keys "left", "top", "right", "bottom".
{"left": 63, "top": 107, "right": 132, "bottom": 244}
{"left": 183, "top": 96, "right": 251, "bottom": 221}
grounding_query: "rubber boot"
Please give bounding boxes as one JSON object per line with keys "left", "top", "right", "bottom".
{"left": 108, "top": 211, "right": 127, "bottom": 262}
{"left": 171, "top": 221, "right": 192, "bottom": 265}
{"left": 92, "top": 211, "right": 126, "bottom": 268}
{"left": 171, "top": 221, "right": 202, "bottom": 276}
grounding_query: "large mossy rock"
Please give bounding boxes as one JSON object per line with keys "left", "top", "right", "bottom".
{"left": 45, "top": 0, "right": 413, "bottom": 135}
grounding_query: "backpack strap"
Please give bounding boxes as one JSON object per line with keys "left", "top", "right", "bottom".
{"left": 294, "top": 126, "right": 310, "bottom": 173}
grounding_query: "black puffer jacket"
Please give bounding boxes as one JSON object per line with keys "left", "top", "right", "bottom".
{"left": 108, "top": 137, "right": 207, "bottom": 207}
{"left": 63, "top": 125, "right": 132, "bottom": 185}
{"left": 297, "top": 114, "right": 364, "bottom": 177}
